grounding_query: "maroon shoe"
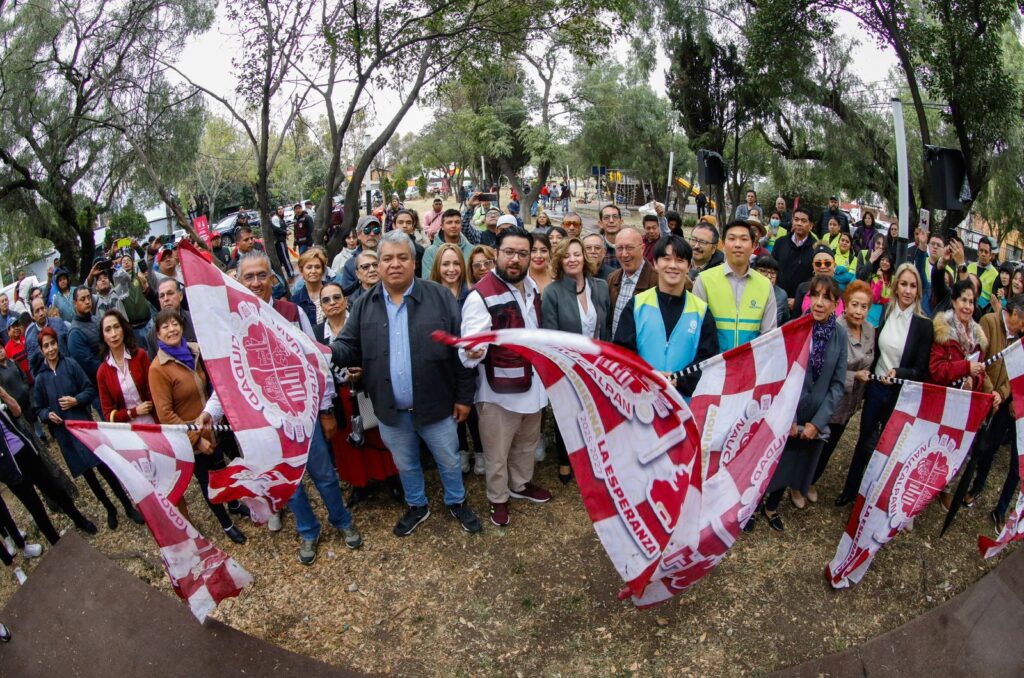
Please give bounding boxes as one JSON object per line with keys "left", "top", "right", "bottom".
{"left": 509, "top": 482, "right": 552, "bottom": 504}
{"left": 490, "top": 502, "right": 510, "bottom": 527}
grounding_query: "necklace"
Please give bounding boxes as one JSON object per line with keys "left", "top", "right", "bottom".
{"left": 575, "top": 282, "right": 585, "bottom": 295}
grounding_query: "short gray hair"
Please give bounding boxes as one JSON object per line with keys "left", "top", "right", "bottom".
{"left": 379, "top": 229, "right": 416, "bottom": 257}
{"left": 238, "top": 249, "right": 272, "bottom": 272}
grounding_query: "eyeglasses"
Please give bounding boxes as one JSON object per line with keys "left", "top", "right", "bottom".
{"left": 563, "top": 221, "right": 582, "bottom": 229}
{"left": 241, "top": 271, "right": 270, "bottom": 283}
{"left": 813, "top": 260, "right": 834, "bottom": 269}
{"left": 689, "top": 237, "right": 712, "bottom": 248}
{"left": 357, "top": 263, "right": 375, "bottom": 271}
{"left": 600, "top": 214, "right": 619, "bottom": 222}
{"left": 472, "top": 259, "right": 495, "bottom": 271}
{"left": 361, "top": 225, "right": 381, "bottom": 235}
{"left": 615, "top": 245, "right": 639, "bottom": 254}
{"left": 320, "top": 294, "right": 344, "bottom": 304}
{"left": 499, "top": 248, "right": 530, "bottom": 260}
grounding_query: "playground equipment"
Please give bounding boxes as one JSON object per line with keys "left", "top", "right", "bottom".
{"left": 674, "top": 177, "right": 716, "bottom": 211}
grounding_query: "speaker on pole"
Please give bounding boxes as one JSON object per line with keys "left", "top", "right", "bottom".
{"left": 924, "top": 145, "right": 968, "bottom": 211}
{"left": 697, "top": 149, "right": 727, "bottom": 185}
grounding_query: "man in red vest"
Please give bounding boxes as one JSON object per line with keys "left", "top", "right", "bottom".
{"left": 461, "top": 227, "right": 552, "bottom": 527}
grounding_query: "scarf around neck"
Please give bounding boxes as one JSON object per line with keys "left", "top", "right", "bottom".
{"left": 159, "top": 340, "right": 195, "bottom": 371}
{"left": 810, "top": 313, "right": 838, "bottom": 380}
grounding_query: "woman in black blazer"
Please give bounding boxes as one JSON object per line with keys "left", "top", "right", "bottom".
{"left": 836, "top": 263, "right": 934, "bottom": 505}
{"left": 542, "top": 237, "right": 611, "bottom": 482}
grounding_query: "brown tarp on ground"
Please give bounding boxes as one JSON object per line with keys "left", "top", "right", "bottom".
{"left": 771, "top": 546, "right": 1024, "bottom": 677}
{"left": 0, "top": 533, "right": 368, "bottom": 677}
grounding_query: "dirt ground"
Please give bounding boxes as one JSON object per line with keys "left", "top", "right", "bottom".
{"left": 0, "top": 407, "right": 1016, "bottom": 677}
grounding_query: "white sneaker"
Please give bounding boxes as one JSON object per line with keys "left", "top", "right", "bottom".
{"left": 21, "top": 543, "right": 42, "bottom": 559}
{"left": 473, "top": 452, "right": 485, "bottom": 476}
{"left": 13, "top": 567, "right": 26, "bottom": 585}
{"left": 534, "top": 439, "right": 546, "bottom": 462}
{"left": 460, "top": 450, "right": 471, "bottom": 473}
{"left": 267, "top": 511, "right": 283, "bottom": 532}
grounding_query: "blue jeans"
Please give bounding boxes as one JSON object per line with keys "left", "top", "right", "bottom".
{"left": 288, "top": 419, "right": 353, "bottom": 540}
{"left": 378, "top": 411, "right": 465, "bottom": 507}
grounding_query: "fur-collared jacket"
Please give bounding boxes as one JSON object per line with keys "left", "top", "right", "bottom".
{"left": 929, "top": 310, "right": 992, "bottom": 393}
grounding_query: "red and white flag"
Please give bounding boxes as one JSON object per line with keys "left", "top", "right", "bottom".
{"left": 434, "top": 329, "right": 702, "bottom": 600}
{"left": 177, "top": 241, "right": 331, "bottom": 523}
{"left": 435, "top": 317, "right": 813, "bottom": 607}
{"left": 828, "top": 381, "right": 993, "bottom": 588}
{"left": 66, "top": 421, "right": 253, "bottom": 622}
{"left": 193, "top": 215, "right": 210, "bottom": 242}
{"left": 628, "top": 315, "right": 813, "bottom": 607}
{"left": 979, "top": 339, "right": 1024, "bottom": 558}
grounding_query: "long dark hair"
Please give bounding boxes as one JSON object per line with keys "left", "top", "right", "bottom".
{"left": 98, "top": 310, "right": 138, "bottom": 361}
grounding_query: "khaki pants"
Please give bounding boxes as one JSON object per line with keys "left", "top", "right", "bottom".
{"left": 476, "top": 402, "right": 542, "bottom": 504}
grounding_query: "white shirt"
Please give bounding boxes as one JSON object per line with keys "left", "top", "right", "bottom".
{"left": 106, "top": 351, "right": 155, "bottom": 424}
{"left": 460, "top": 274, "right": 548, "bottom": 414}
{"left": 876, "top": 303, "right": 914, "bottom": 378}
{"left": 578, "top": 279, "right": 598, "bottom": 339}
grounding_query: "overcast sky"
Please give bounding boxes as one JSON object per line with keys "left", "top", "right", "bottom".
{"left": 174, "top": 11, "right": 898, "bottom": 140}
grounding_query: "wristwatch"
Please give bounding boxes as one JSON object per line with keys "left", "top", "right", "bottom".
{"left": 320, "top": 407, "right": 335, "bottom": 416}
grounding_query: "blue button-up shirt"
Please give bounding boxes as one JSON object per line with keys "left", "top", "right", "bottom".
{"left": 384, "top": 280, "right": 415, "bottom": 410}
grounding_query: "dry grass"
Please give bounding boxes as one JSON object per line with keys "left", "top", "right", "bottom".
{"left": 0, "top": 410, "right": 1016, "bottom": 677}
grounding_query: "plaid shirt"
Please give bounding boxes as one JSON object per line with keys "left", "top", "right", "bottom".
{"left": 611, "top": 264, "right": 644, "bottom": 337}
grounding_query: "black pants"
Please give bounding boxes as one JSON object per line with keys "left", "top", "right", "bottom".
{"left": 969, "top": 399, "right": 1016, "bottom": 498}
{"left": 813, "top": 422, "right": 848, "bottom": 485}
{"left": 457, "top": 408, "right": 483, "bottom": 454}
{"left": 82, "top": 463, "right": 134, "bottom": 515}
{"left": 0, "top": 495, "right": 25, "bottom": 566}
{"left": 841, "top": 381, "right": 900, "bottom": 499}
{"left": 194, "top": 449, "right": 232, "bottom": 529}
{"left": 4, "top": 448, "right": 91, "bottom": 546}
{"left": 275, "top": 240, "right": 294, "bottom": 279}
{"left": 764, "top": 487, "right": 786, "bottom": 512}
{"left": 996, "top": 445, "right": 1021, "bottom": 518}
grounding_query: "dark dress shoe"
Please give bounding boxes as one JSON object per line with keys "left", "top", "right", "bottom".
{"left": 834, "top": 494, "right": 854, "bottom": 508}
{"left": 126, "top": 506, "right": 145, "bottom": 525}
{"left": 761, "top": 505, "right": 784, "bottom": 532}
{"left": 742, "top": 513, "right": 756, "bottom": 533}
{"left": 76, "top": 519, "right": 98, "bottom": 535}
{"left": 558, "top": 469, "right": 574, "bottom": 485}
{"left": 224, "top": 526, "right": 247, "bottom": 544}
{"left": 106, "top": 508, "right": 118, "bottom": 530}
{"left": 347, "top": 487, "right": 370, "bottom": 507}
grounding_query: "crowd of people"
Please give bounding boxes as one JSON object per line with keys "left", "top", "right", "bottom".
{"left": 0, "top": 189, "right": 1018, "bottom": 593}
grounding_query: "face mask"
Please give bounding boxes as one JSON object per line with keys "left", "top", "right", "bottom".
{"left": 770, "top": 218, "right": 780, "bottom": 228}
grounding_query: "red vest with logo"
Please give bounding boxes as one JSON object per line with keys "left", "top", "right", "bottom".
{"left": 473, "top": 272, "right": 541, "bottom": 393}
{"left": 273, "top": 298, "right": 301, "bottom": 325}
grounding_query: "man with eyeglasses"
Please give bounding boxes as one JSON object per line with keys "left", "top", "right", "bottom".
{"left": 461, "top": 227, "right": 551, "bottom": 527}
{"left": 339, "top": 215, "right": 382, "bottom": 294}
{"left": 583, "top": 233, "right": 615, "bottom": 280}
{"left": 687, "top": 222, "right": 724, "bottom": 281}
{"left": 146, "top": 279, "right": 197, "bottom": 359}
{"left": 422, "top": 208, "right": 475, "bottom": 278}
{"left": 599, "top": 204, "right": 624, "bottom": 272}
{"left": 330, "top": 230, "right": 482, "bottom": 537}
{"left": 772, "top": 206, "right": 818, "bottom": 307}
{"left": 561, "top": 213, "right": 583, "bottom": 239}
{"left": 348, "top": 251, "right": 379, "bottom": 304}
{"left": 608, "top": 227, "right": 658, "bottom": 337}
{"left": 202, "top": 251, "right": 363, "bottom": 562}
{"left": 692, "top": 219, "right": 776, "bottom": 351}
{"left": 478, "top": 207, "right": 503, "bottom": 248}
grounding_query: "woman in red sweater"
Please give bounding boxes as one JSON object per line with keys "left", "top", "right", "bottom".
{"left": 96, "top": 310, "right": 156, "bottom": 424}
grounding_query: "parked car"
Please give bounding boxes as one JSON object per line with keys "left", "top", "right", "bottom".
{"left": 213, "top": 210, "right": 261, "bottom": 247}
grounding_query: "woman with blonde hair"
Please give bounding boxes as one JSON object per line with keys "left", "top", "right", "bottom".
{"left": 836, "top": 263, "right": 934, "bottom": 506}
{"left": 542, "top": 237, "right": 611, "bottom": 482}
{"left": 429, "top": 243, "right": 470, "bottom": 304}
{"left": 292, "top": 247, "right": 330, "bottom": 326}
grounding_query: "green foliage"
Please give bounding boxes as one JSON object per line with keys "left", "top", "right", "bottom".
{"left": 105, "top": 203, "right": 150, "bottom": 249}
{"left": 379, "top": 176, "right": 394, "bottom": 202}
{"left": 416, "top": 175, "right": 428, "bottom": 198}
{"left": 393, "top": 166, "right": 410, "bottom": 198}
